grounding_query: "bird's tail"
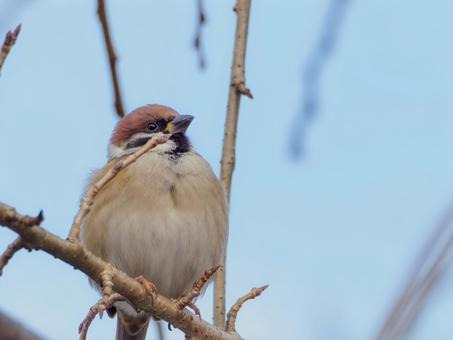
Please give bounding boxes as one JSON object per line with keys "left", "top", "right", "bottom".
{"left": 115, "top": 315, "right": 150, "bottom": 340}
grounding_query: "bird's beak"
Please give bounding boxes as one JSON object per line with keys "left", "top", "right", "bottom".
{"left": 165, "top": 115, "right": 194, "bottom": 134}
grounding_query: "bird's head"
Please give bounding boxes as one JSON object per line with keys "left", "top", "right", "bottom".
{"left": 108, "top": 104, "right": 194, "bottom": 159}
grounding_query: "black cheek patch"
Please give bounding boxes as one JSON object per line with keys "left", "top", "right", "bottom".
{"left": 125, "top": 136, "right": 152, "bottom": 149}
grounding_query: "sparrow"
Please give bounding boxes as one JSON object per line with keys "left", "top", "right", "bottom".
{"left": 80, "top": 104, "right": 228, "bottom": 340}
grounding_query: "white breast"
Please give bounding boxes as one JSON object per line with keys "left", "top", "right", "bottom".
{"left": 81, "top": 149, "right": 228, "bottom": 299}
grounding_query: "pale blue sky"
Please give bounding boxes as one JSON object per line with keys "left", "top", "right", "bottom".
{"left": 0, "top": 1, "right": 452, "bottom": 339}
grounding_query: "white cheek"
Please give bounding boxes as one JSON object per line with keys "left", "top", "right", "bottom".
{"left": 107, "top": 133, "right": 176, "bottom": 160}
{"left": 108, "top": 144, "right": 123, "bottom": 159}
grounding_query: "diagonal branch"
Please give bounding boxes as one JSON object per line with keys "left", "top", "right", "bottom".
{"left": 68, "top": 136, "right": 168, "bottom": 241}
{"left": 0, "top": 24, "right": 21, "bottom": 76}
{"left": 0, "top": 237, "right": 25, "bottom": 276}
{"left": 375, "top": 202, "right": 453, "bottom": 340}
{"left": 225, "top": 285, "right": 268, "bottom": 332}
{"left": 177, "top": 265, "right": 220, "bottom": 311}
{"left": 0, "top": 203, "right": 244, "bottom": 340}
{"left": 97, "top": 0, "right": 126, "bottom": 118}
{"left": 215, "top": 0, "right": 253, "bottom": 329}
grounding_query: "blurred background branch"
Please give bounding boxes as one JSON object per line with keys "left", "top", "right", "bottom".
{"left": 0, "top": 310, "right": 43, "bottom": 340}
{"left": 193, "top": 0, "right": 207, "bottom": 69}
{"left": 376, "top": 202, "right": 453, "bottom": 340}
{"left": 289, "top": 0, "right": 350, "bottom": 159}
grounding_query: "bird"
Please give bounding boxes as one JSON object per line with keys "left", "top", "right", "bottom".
{"left": 80, "top": 104, "right": 228, "bottom": 340}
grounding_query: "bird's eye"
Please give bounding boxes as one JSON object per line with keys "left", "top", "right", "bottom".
{"left": 147, "top": 122, "right": 158, "bottom": 131}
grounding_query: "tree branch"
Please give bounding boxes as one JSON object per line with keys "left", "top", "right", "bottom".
{"left": 0, "top": 311, "right": 43, "bottom": 340}
{"left": 0, "top": 211, "right": 42, "bottom": 275}
{"left": 375, "top": 202, "right": 453, "bottom": 340}
{"left": 0, "top": 24, "right": 21, "bottom": 76}
{"left": 225, "top": 285, "right": 268, "bottom": 332}
{"left": 0, "top": 203, "right": 247, "bottom": 340}
{"left": 215, "top": 0, "right": 253, "bottom": 328}
{"left": 1, "top": 132, "right": 265, "bottom": 340}
{"left": 177, "top": 265, "right": 220, "bottom": 311}
{"left": 97, "top": 0, "right": 125, "bottom": 118}
{"left": 68, "top": 136, "right": 168, "bottom": 241}
{"left": 0, "top": 237, "right": 25, "bottom": 276}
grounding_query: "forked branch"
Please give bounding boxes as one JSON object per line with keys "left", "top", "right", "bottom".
{"left": 0, "top": 203, "right": 244, "bottom": 340}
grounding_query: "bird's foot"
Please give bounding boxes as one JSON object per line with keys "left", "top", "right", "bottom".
{"left": 186, "top": 302, "right": 202, "bottom": 319}
{"left": 78, "top": 304, "right": 99, "bottom": 340}
{"left": 135, "top": 275, "right": 158, "bottom": 300}
{"left": 78, "top": 293, "right": 125, "bottom": 340}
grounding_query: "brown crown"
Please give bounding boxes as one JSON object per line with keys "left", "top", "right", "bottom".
{"left": 111, "top": 104, "right": 179, "bottom": 146}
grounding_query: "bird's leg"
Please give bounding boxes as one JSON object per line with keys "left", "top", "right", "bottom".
{"left": 175, "top": 265, "right": 221, "bottom": 320}
{"left": 135, "top": 275, "right": 158, "bottom": 300}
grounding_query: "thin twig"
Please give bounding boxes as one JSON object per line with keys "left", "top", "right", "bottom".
{"left": 68, "top": 136, "right": 168, "bottom": 241}
{"left": 375, "top": 203, "right": 453, "bottom": 340}
{"left": 177, "top": 265, "right": 220, "bottom": 311}
{"left": 289, "top": 0, "right": 350, "bottom": 159}
{"left": 0, "top": 24, "right": 21, "bottom": 75}
{"left": 0, "top": 203, "right": 245, "bottom": 340}
{"left": 193, "top": 0, "right": 207, "bottom": 69}
{"left": 215, "top": 0, "right": 253, "bottom": 329}
{"left": 392, "top": 236, "right": 452, "bottom": 340}
{"left": 225, "top": 285, "right": 268, "bottom": 332}
{"left": 0, "top": 237, "right": 24, "bottom": 276}
{"left": 97, "top": 0, "right": 125, "bottom": 118}
{"left": 0, "top": 210, "right": 42, "bottom": 275}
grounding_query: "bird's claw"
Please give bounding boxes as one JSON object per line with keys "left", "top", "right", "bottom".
{"left": 186, "top": 302, "right": 202, "bottom": 319}
{"left": 78, "top": 304, "right": 101, "bottom": 340}
{"left": 135, "top": 275, "right": 158, "bottom": 300}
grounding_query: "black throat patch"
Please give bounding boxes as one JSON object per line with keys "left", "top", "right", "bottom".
{"left": 169, "top": 133, "right": 191, "bottom": 157}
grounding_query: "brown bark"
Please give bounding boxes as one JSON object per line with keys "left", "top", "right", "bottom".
{"left": 215, "top": 0, "right": 253, "bottom": 329}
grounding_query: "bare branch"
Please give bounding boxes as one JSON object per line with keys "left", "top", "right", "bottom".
{"left": 0, "top": 311, "right": 43, "bottom": 340}
{"left": 0, "top": 203, "right": 246, "bottom": 340}
{"left": 289, "top": 0, "right": 350, "bottom": 159}
{"left": 97, "top": 0, "right": 126, "bottom": 118}
{"left": 177, "top": 265, "right": 220, "bottom": 311}
{"left": 215, "top": 0, "right": 253, "bottom": 328}
{"left": 225, "top": 285, "right": 268, "bottom": 332}
{"left": 0, "top": 210, "right": 42, "bottom": 275}
{"left": 193, "top": 0, "right": 207, "bottom": 69}
{"left": 0, "top": 24, "right": 21, "bottom": 75}
{"left": 68, "top": 136, "right": 168, "bottom": 241}
{"left": 390, "top": 236, "right": 452, "bottom": 340}
{"left": 0, "top": 237, "right": 25, "bottom": 276}
{"left": 375, "top": 202, "right": 453, "bottom": 340}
